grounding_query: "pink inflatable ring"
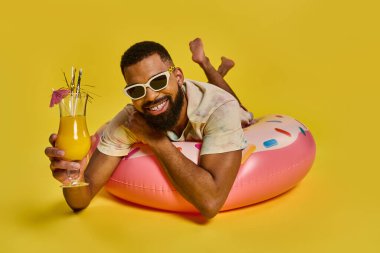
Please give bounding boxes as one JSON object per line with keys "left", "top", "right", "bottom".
{"left": 95, "top": 114, "right": 316, "bottom": 213}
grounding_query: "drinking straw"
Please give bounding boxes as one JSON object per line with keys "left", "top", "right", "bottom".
{"left": 63, "top": 71, "right": 70, "bottom": 88}
{"left": 70, "top": 66, "right": 76, "bottom": 116}
{"left": 76, "top": 69, "right": 82, "bottom": 94}
{"left": 70, "top": 66, "right": 76, "bottom": 93}
{"left": 73, "top": 69, "right": 83, "bottom": 115}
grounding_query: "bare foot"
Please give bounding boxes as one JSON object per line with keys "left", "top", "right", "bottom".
{"left": 217, "top": 56, "right": 235, "bottom": 77}
{"left": 189, "top": 38, "right": 208, "bottom": 65}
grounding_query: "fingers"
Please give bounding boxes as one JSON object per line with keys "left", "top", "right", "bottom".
{"left": 50, "top": 168, "right": 67, "bottom": 182}
{"left": 45, "top": 147, "right": 64, "bottom": 159}
{"left": 46, "top": 133, "right": 84, "bottom": 184}
{"left": 50, "top": 160, "right": 80, "bottom": 184}
{"left": 46, "top": 133, "right": 64, "bottom": 159}
{"left": 50, "top": 159, "right": 80, "bottom": 172}
{"left": 125, "top": 104, "right": 137, "bottom": 116}
{"left": 49, "top": 133, "right": 57, "bottom": 146}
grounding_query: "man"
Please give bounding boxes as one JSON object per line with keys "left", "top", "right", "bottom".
{"left": 45, "top": 38, "right": 253, "bottom": 219}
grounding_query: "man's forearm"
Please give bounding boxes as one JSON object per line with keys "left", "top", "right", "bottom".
{"left": 199, "top": 58, "right": 242, "bottom": 105}
{"left": 62, "top": 149, "right": 121, "bottom": 211}
{"left": 146, "top": 137, "right": 228, "bottom": 218}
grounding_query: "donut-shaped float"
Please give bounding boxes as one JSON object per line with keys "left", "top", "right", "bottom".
{"left": 96, "top": 114, "right": 316, "bottom": 213}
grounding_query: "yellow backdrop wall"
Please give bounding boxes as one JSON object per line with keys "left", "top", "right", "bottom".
{"left": 1, "top": 0, "right": 379, "bottom": 252}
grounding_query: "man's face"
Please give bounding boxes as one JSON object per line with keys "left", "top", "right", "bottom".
{"left": 123, "top": 54, "right": 185, "bottom": 131}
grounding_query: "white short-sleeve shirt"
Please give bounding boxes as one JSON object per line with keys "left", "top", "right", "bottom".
{"left": 97, "top": 79, "right": 253, "bottom": 156}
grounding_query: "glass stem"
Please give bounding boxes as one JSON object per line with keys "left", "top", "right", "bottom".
{"left": 67, "top": 169, "right": 80, "bottom": 185}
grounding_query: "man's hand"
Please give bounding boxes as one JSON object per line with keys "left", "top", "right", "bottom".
{"left": 123, "top": 104, "right": 166, "bottom": 144}
{"left": 44, "top": 134, "right": 94, "bottom": 185}
{"left": 45, "top": 133, "right": 121, "bottom": 211}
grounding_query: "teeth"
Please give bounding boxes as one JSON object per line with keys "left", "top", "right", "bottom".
{"left": 149, "top": 100, "right": 166, "bottom": 111}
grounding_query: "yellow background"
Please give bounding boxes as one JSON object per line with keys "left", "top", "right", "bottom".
{"left": 1, "top": 0, "right": 379, "bottom": 252}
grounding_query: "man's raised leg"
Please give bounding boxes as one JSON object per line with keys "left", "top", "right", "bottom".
{"left": 218, "top": 57, "right": 235, "bottom": 77}
{"left": 189, "top": 38, "right": 242, "bottom": 106}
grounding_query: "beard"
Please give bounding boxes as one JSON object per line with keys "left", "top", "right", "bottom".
{"left": 141, "top": 87, "right": 184, "bottom": 132}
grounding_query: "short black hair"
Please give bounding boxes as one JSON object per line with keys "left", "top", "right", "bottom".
{"left": 120, "top": 41, "right": 173, "bottom": 73}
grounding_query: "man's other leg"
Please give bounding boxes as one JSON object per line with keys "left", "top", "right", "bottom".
{"left": 189, "top": 38, "right": 242, "bottom": 106}
{"left": 189, "top": 38, "right": 254, "bottom": 126}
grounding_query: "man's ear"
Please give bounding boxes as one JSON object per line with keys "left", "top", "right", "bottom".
{"left": 174, "top": 67, "right": 184, "bottom": 85}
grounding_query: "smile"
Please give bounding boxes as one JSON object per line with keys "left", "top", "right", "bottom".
{"left": 145, "top": 98, "right": 169, "bottom": 115}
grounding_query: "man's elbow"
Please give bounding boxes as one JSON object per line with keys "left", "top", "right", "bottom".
{"left": 198, "top": 199, "right": 224, "bottom": 219}
{"left": 63, "top": 186, "right": 92, "bottom": 212}
{"left": 66, "top": 200, "right": 90, "bottom": 212}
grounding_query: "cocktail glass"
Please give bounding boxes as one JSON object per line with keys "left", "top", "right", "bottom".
{"left": 55, "top": 92, "right": 91, "bottom": 187}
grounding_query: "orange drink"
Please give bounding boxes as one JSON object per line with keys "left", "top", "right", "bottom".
{"left": 55, "top": 115, "right": 91, "bottom": 161}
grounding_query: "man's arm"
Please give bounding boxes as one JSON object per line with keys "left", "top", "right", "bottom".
{"left": 146, "top": 137, "right": 242, "bottom": 219}
{"left": 46, "top": 133, "right": 122, "bottom": 211}
{"left": 123, "top": 102, "right": 244, "bottom": 218}
{"left": 62, "top": 149, "right": 121, "bottom": 211}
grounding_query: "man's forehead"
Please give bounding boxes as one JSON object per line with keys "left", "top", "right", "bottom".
{"left": 124, "top": 54, "right": 170, "bottom": 84}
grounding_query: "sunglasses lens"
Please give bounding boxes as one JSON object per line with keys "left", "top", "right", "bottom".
{"left": 150, "top": 75, "right": 168, "bottom": 91}
{"left": 127, "top": 86, "right": 145, "bottom": 99}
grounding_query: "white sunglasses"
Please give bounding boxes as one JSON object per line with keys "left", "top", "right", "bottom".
{"left": 123, "top": 66, "right": 176, "bottom": 100}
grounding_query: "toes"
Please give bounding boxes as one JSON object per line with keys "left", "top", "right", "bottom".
{"left": 189, "top": 38, "right": 204, "bottom": 51}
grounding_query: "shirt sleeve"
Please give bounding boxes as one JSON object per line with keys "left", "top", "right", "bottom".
{"left": 201, "top": 100, "right": 248, "bottom": 155}
{"left": 97, "top": 106, "right": 138, "bottom": 156}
